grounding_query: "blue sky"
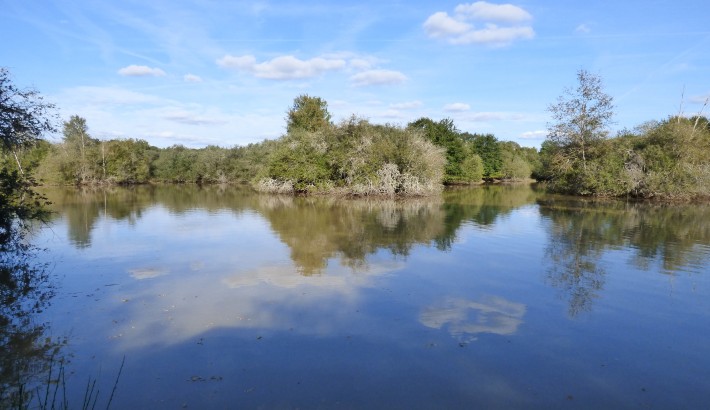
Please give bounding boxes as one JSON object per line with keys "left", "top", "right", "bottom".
{"left": 2, "top": 0, "right": 709, "bottom": 148}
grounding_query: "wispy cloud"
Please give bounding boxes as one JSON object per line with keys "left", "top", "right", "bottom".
{"left": 163, "top": 111, "right": 227, "bottom": 126}
{"left": 689, "top": 93, "right": 710, "bottom": 104}
{"left": 118, "top": 64, "right": 166, "bottom": 77}
{"left": 464, "top": 111, "right": 526, "bottom": 121}
{"left": 423, "top": 1, "right": 535, "bottom": 46}
{"left": 455, "top": 2, "right": 532, "bottom": 23}
{"left": 183, "top": 74, "right": 203, "bottom": 83}
{"left": 575, "top": 24, "right": 591, "bottom": 34}
{"left": 390, "top": 100, "right": 423, "bottom": 110}
{"left": 350, "top": 69, "right": 407, "bottom": 87}
{"left": 519, "top": 130, "right": 546, "bottom": 140}
{"left": 217, "top": 54, "right": 346, "bottom": 80}
{"left": 444, "top": 102, "right": 471, "bottom": 112}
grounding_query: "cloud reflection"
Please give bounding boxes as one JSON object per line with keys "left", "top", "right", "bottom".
{"left": 128, "top": 267, "right": 169, "bottom": 280}
{"left": 112, "top": 260, "right": 403, "bottom": 350}
{"left": 420, "top": 296, "right": 526, "bottom": 340}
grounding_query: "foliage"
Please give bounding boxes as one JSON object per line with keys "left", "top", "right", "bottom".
{"left": 0, "top": 68, "right": 65, "bottom": 408}
{"left": 286, "top": 94, "right": 332, "bottom": 133}
{"left": 498, "top": 141, "right": 533, "bottom": 180}
{"left": 257, "top": 117, "right": 446, "bottom": 196}
{"left": 464, "top": 133, "right": 503, "bottom": 179}
{"left": 408, "top": 118, "right": 484, "bottom": 184}
{"left": 12, "top": 93, "right": 544, "bottom": 194}
{"left": 547, "top": 69, "right": 614, "bottom": 173}
{"left": 0, "top": 68, "right": 57, "bottom": 174}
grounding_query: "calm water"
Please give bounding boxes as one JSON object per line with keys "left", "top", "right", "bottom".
{"left": 7, "top": 184, "right": 710, "bottom": 408}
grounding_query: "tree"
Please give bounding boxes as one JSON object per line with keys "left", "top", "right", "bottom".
{"left": 547, "top": 69, "right": 614, "bottom": 172}
{"left": 61, "top": 115, "right": 101, "bottom": 184}
{"left": 1, "top": 68, "right": 56, "bottom": 174}
{"left": 1, "top": 68, "right": 54, "bottom": 245}
{"left": 464, "top": 133, "right": 502, "bottom": 179}
{"left": 286, "top": 95, "right": 332, "bottom": 133}
{"left": 408, "top": 117, "right": 468, "bottom": 183}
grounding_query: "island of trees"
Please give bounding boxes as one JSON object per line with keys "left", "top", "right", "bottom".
{"left": 2, "top": 67, "right": 710, "bottom": 201}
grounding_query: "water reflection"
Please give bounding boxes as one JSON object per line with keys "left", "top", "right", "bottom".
{"left": 33, "top": 184, "right": 710, "bottom": 407}
{"left": 420, "top": 296, "right": 526, "bottom": 341}
{"left": 539, "top": 198, "right": 710, "bottom": 315}
{"left": 0, "top": 239, "right": 64, "bottom": 406}
{"left": 42, "top": 185, "right": 710, "bottom": 319}
{"left": 43, "top": 185, "right": 538, "bottom": 271}
{"left": 111, "top": 260, "right": 405, "bottom": 349}
{"left": 256, "top": 195, "right": 445, "bottom": 274}
{"left": 436, "top": 185, "right": 539, "bottom": 250}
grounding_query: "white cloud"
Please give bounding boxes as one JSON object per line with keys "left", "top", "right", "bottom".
{"left": 451, "top": 25, "right": 534, "bottom": 46}
{"left": 53, "top": 85, "right": 284, "bottom": 148}
{"left": 183, "top": 73, "right": 203, "bottom": 83}
{"left": 423, "top": 12, "right": 472, "bottom": 38}
{"left": 423, "top": 2, "right": 535, "bottom": 46}
{"left": 444, "top": 102, "right": 471, "bottom": 112}
{"left": 390, "top": 100, "right": 423, "bottom": 110}
{"left": 519, "top": 130, "right": 546, "bottom": 139}
{"left": 455, "top": 2, "right": 532, "bottom": 23}
{"left": 217, "top": 54, "right": 346, "bottom": 80}
{"left": 118, "top": 65, "right": 166, "bottom": 77}
{"left": 350, "top": 69, "right": 407, "bottom": 87}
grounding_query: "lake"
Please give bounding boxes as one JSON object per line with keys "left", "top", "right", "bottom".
{"left": 5, "top": 184, "right": 710, "bottom": 408}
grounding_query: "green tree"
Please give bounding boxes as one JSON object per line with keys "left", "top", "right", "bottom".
{"left": 547, "top": 69, "right": 614, "bottom": 173}
{"left": 105, "top": 139, "right": 155, "bottom": 183}
{"left": 464, "top": 133, "right": 502, "bottom": 179}
{"left": 1, "top": 68, "right": 56, "bottom": 174}
{"left": 408, "top": 117, "right": 469, "bottom": 183}
{"left": 286, "top": 94, "right": 332, "bottom": 133}
{"left": 60, "top": 115, "right": 101, "bottom": 184}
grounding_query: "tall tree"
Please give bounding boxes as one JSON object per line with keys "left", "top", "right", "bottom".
{"left": 286, "top": 95, "right": 332, "bottom": 133}
{"left": 0, "top": 68, "right": 56, "bottom": 174}
{"left": 61, "top": 115, "right": 98, "bottom": 183}
{"left": 547, "top": 69, "right": 614, "bottom": 172}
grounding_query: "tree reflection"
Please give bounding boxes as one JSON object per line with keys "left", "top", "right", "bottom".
{"left": 44, "top": 185, "right": 710, "bottom": 285}
{"left": 44, "top": 185, "right": 541, "bottom": 267}
{"left": 1, "top": 235, "right": 64, "bottom": 406}
{"left": 539, "top": 197, "right": 710, "bottom": 316}
{"left": 435, "top": 184, "right": 539, "bottom": 250}
{"left": 255, "top": 195, "right": 446, "bottom": 274}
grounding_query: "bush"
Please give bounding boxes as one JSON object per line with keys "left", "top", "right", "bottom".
{"left": 255, "top": 118, "right": 445, "bottom": 196}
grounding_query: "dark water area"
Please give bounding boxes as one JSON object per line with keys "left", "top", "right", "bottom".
{"left": 4, "top": 184, "right": 710, "bottom": 408}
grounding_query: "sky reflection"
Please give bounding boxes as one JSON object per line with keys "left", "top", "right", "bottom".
{"left": 28, "top": 185, "right": 710, "bottom": 408}
{"left": 420, "top": 296, "right": 526, "bottom": 341}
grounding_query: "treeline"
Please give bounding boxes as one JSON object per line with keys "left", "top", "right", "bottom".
{"left": 540, "top": 115, "right": 710, "bottom": 200}
{"left": 4, "top": 95, "right": 540, "bottom": 196}
{"left": 4, "top": 115, "right": 277, "bottom": 186}
{"left": 541, "top": 69, "right": 710, "bottom": 200}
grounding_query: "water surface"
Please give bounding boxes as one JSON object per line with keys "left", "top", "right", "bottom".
{"left": 10, "top": 184, "right": 710, "bottom": 408}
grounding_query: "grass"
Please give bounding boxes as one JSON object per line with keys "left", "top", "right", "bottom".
{"left": 10, "top": 355, "right": 125, "bottom": 410}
